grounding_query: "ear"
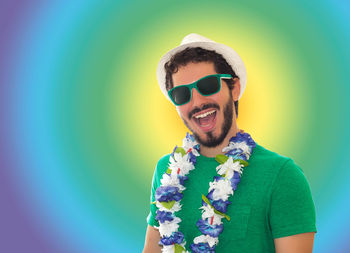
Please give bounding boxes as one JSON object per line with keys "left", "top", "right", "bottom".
{"left": 232, "top": 78, "right": 241, "bottom": 101}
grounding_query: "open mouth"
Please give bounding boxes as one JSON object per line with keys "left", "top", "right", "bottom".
{"left": 192, "top": 109, "right": 217, "bottom": 132}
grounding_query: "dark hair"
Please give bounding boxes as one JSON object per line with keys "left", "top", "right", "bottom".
{"left": 164, "top": 47, "right": 239, "bottom": 117}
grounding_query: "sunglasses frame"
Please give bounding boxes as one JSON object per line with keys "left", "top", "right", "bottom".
{"left": 168, "top": 74, "right": 233, "bottom": 106}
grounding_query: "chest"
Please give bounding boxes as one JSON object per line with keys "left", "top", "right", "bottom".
{"left": 175, "top": 160, "right": 272, "bottom": 249}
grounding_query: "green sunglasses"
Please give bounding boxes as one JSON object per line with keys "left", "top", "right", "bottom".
{"left": 168, "top": 74, "right": 233, "bottom": 106}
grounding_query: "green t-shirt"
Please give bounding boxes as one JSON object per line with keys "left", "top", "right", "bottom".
{"left": 147, "top": 143, "right": 317, "bottom": 252}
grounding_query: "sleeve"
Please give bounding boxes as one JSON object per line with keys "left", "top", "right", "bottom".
{"left": 146, "top": 154, "right": 171, "bottom": 227}
{"left": 269, "top": 158, "right": 317, "bottom": 239}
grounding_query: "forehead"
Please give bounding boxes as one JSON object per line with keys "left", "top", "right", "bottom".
{"left": 172, "top": 62, "right": 217, "bottom": 86}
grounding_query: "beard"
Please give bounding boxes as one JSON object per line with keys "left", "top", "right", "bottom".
{"left": 181, "top": 94, "right": 234, "bottom": 148}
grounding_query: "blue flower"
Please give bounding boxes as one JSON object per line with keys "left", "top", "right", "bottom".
{"left": 194, "top": 143, "right": 200, "bottom": 152}
{"left": 229, "top": 132, "right": 255, "bottom": 147}
{"left": 196, "top": 219, "right": 223, "bottom": 237}
{"left": 212, "top": 199, "right": 231, "bottom": 213}
{"left": 230, "top": 171, "right": 241, "bottom": 190}
{"left": 178, "top": 175, "right": 188, "bottom": 185}
{"left": 233, "top": 170, "right": 240, "bottom": 179}
{"left": 202, "top": 199, "right": 208, "bottom": 207}
{"left": 189, "top": 151, "right": 197, "bottom": 164}
{"left": 155, "top": 186, "right": 183, "bottom": 202}
{"left": 186, "top": 132, "right": 193, "bottom": 141}
{"left": 226, "top": 132, "right": 256, "bottom": 159}
{"left": 205, "top": 189, "right": 231, "bottom": 213}
{"left": 190, "top": 242, "right": 215, "bottom": 253}
{"left": 225, "top": 149, "right": 248, "bottom": 160}
{"left": 155, "top": 210, "right": 174, "bottom": 223}
{"left": 171, "top": 145, "right": 178, "bottom": 158}
{"left": 159, "top": 232, "right": 184, "bottom": 246}
{"left": 206, "top": 189, "right": 215, "bottom": 202}
{"left": 213, "top": 176, "right": 224, "bottom": 182}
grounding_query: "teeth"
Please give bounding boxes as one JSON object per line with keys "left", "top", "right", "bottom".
{"left": 194, "top": 110, "right": 216, "bottom": 119}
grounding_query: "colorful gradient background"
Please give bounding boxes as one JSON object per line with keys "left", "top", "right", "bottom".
{"left": 1, "top": 0, "right": 349, "bottom": 252}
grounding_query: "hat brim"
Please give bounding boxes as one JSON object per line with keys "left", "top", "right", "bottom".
{"left": 156, "top": 41, "right": 247, "bottom": 102}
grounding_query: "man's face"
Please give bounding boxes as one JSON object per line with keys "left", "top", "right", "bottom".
{"left": 172, "top": 62, "right": 239, "bottom": 148}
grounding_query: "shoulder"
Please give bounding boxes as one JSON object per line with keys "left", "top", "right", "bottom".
{"left": 248, "top": 143, "right": 306, "bottom": 187}
{"left": 262, "top": 145, "right": 317, "bottom": 238}
{"left": 155, "top": 153, "right": 172, "bottom": 172}
{"left": 151, "top": 153, "right": 172, "bottom": 184}
{"left": 157, "top": 153, "right": 172, "bottom": 167}
{"left": 251, "top": 144, "right": 313, "bottom": 197}
{"left": 250, "top": 143, "right": 295, "bottom": 170}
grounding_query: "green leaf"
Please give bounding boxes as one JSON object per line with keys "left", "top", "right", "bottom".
{"left": 202, "top": 194, "right": 211, "bottom": 206}
{"left": 174, "top": 243, "right": 185, "bottom": 253}
{"left": 215, "top": 154, "right": 228, "bottom": 164}
{"left": 202, "top": 194, "right": 231, "bottom": 221}
{"left": 235, "top": 159, "right": 249, "bottom": 167}
{"left": 161, "top": 200, "right": 175, "bottom": 210}
{"left": 175, "top": 147, "right": 186, "bottom": 156}
{"left": 214, "top": 208, "right": 230, "bottom": 221}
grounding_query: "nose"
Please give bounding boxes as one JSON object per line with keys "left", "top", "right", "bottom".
{"left": 190, "top": 87, "right": 206, "bottom": 107}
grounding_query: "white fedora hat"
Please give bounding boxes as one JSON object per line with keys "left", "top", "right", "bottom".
{"left": 156, "top": 33, "right": 247, "bottom": 102}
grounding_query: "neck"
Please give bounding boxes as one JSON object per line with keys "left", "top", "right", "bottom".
{"left": 199, "top": 125, "right": 244, "bottom": 158}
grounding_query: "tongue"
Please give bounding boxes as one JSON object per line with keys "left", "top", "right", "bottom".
{"left": 198, "top": 112, "right": 215, "bottom": 126}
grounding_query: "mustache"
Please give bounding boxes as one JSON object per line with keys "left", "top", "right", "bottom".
{"left": 188, "top": 103, "right": 220, "bottom": 119}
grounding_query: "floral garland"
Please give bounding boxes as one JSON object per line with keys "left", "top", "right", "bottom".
{"left": 154, "top": 132, "right": 256, "bottom": 253}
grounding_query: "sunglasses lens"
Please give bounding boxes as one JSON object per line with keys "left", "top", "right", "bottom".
{"left": 197, "top": 76, "right": 220, "bottom": 95}
{"left": 170, "top": 86, "right": 191, "bottom": 105}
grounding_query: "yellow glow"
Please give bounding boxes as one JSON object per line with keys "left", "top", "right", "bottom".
{"left": 107, "top": 6, "right": 309, "bottom": 157}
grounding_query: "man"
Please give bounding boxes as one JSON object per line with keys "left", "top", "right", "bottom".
{"left": 143, "top": 33, "right": 317, "bottom": 253}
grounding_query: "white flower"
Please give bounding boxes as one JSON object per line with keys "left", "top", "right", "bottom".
{"left": 216, "top": 156, "right": 242, "bottom": 179}
{"left": 160, "top": 174, "right": 185, "bottom": 191}
{"left": 169, "top": 153, "right": 194, "bottom": 176}
{"left": 161, "top": 245, "right": 174, "bottom": 253}
{"left": 191, "top": 148, "right": 200, "bottom": 156}
{"left": 208, "top": 179, "right": 233, "bottom": 201}
{"left": 199, "top": 205, "right": 223, "bottom": 225}
{"left": 222, "top": 141, "right": 251, "bottom": 158}
{"left": 156, "top": 201, "right": 182, "bottom": 212}
{"left": 162, "top": 244, "right": 188, "bottom": 253}
{"left": 159, "top": 217, "right": 181, "bottom": 237}
{"left": 182, "top": 136, "right": 199, "bottom": 155}
{"left": 193, "top": 235, "right": 219, "bottom": 247}
{"left": 200, "top": 204, "right": 214, "bottom": 217}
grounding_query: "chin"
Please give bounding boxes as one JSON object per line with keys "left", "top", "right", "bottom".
{"left": 192, "top": 129, "right": 228, "bottom": 148}
{"left": 181, "top": 99, "right": 234, "bottom": 148}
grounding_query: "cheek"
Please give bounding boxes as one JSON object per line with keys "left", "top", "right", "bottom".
{"left": 176, "top": 106, "right": 188, "bottom": 119}
{"left": 211, "top": 94, "right": 222, "bottom": 102}
{"left": 210, "top": 93, "right": 227, "bottom": 106}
